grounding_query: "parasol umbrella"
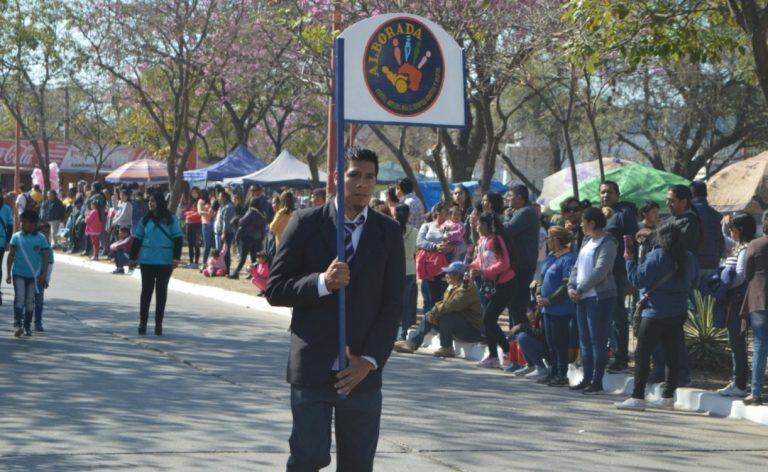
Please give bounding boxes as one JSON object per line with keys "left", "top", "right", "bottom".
{"left": 537, "top": 157, "right": 628, "bottom": 206}
{"left": 548, "top": 163, "right": 690, "bottom": 213}
{"left": 706, "top": 151, "right": 768, "bottom": 214}
{"left": 105, "top": 158, "right": 169, "bottom": 184}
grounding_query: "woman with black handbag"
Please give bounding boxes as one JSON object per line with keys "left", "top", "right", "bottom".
{"left": 615, "top": 222, "right": 698, "bottom": 411}
{"left": 468, "top": 212, "right": 516, "bottom": 369}
{"left": 128, "top": 192, "right": 183, "bottom": 336}
{"left": 716, "top": 213, "right": 756, "bottom": 398}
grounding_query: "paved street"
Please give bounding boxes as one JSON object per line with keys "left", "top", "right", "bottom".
{"left": 2, "top": 262, "right": 768, "bottom": 471}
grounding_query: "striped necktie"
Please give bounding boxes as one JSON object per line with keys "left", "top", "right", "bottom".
{"left": 344, "top": 214, "right": 365, "bottom": 264}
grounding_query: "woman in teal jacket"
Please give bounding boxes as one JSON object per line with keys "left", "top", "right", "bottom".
{"left": 129, "top": 192, "right": 182, "bottom": 335}
{"left": 0, "top": 191, "right": 14, "bottom": 306}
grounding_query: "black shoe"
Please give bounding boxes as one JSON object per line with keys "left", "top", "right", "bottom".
{"left": 24, "top": 328, "right": 32, "bottom": 336}
{"left": 569, "top": 379, "right": 589, "bottom": 391}
{"left": 155, "top": 326, "right": 162, "bottom": 336}
{"left": 548, "top": 376, "right": 569, "bottom": 387}
{"left": 606, "top": 361, "right": 629, "bottom": 373}
{"left": 112, "top": 268, "right": 125, "bottom": 274}
{"left": 138, "top": 326, "right": 147, "bottom": 335}
{"left": 0, "top": 292, "right": 3, "bottom": 306}
{"left": 34, "top": 325, "right": 44, "bottom": 332}
{"left": 582, "top": 383, "right": 604, "bottom": 395}
{"left": 536, "top": 373, "right": 555, "bottom": 384}
{"left": 226, "top": 273, "right": 239, "bottom": 279}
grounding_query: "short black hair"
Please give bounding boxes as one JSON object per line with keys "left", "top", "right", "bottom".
{"left": 485, "top": 192, "right": 504, "bottom": 215}
{"left": 510, "top": 184, "right": 529, "bottom": 202}
{"left": 600, "top": 180, "right": 620, "bottom": 194}
{"left": 669, "top": 184, "right": 692, "bottom": 202}
{"left": 690, "top": 180, "right": 707, "bottom": 197}
{"left": 638, "top": 201, "right": 660, "bottom": 219}
{"left": 20, "top": 210, "right": 39, "bottom": 224}
{"left": 560, "top": 196, "right": 581, "bottom": 214}
{"left": 396, "top": 177, "right": 414, "bottom": 194}
{"left": 312, "top": 188, "right": 327, "bottom": 199}
{"left": 345, "top": 146, "right": 379, "bottom": 176}
{"left": 582, "top": 207, "right": 606, "bottom": 229}
{"left": 732, "top": 213, "right": 757, "bottom": 243}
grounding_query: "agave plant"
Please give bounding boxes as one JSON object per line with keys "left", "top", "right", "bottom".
{"left": 685, "top": 290, "right": 729, "bottom": 369}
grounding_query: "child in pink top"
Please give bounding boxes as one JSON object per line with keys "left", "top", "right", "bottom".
{"left": 202, "top": 242, "right": 228, "bottom": 277}
{"left": 441, "top": 205, "right": 467, "bottom": 261}
{"left": 249, "top": 252, "right": 270, "bottom": 294}
{"left": 84, "top": 201, "right": 103, "bottom": 260}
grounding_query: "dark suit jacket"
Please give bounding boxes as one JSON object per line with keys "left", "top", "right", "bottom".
{"left": 266, "top": 202, "right": 405, "bottom": 392}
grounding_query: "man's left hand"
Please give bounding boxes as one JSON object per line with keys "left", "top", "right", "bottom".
{"left": 334, "top": 348, "right": 375, "bottom": 396}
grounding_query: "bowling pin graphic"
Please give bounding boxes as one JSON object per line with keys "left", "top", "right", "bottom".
{"left": 417, "top": 50, "right": 432, "bottom": 70}
{"left": 404, "top": 35, "right": 412, "bottom": 62}
{"left": 392, "top": 38, "right": 402, "bottom": 65}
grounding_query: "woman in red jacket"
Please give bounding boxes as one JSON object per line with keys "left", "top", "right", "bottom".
{"left": 469, "top": 212, "right": 517, "bottom": 368}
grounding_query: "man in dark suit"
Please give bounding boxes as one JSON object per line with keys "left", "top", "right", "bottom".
{"left": 266, "top": 147, "right": 405, "bottom": 472}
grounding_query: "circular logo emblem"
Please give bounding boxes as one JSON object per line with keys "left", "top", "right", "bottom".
{"left": 363, "top": 17, "right": 444, "bottom": 117}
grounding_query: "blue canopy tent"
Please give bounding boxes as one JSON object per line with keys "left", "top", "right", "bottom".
{"left": 183, "top": 145, "right": 266, "bottom": 182}
{"left": 224, "top": 149, "right": 327, "bottom": 188}
{"left": 417, "top": 180, "right": 510, "bottom": 210}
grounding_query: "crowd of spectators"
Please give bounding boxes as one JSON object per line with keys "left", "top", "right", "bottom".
{"left": 8, "top": 172, "right": 768, "bottom": 409}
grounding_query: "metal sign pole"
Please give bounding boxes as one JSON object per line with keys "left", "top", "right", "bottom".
{"left": 334, "top": 38, "right": 348, "bottom": 395}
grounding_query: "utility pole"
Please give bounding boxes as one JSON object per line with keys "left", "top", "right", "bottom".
{"left": 325, "top": 0, "right": 342, "bottom": 196}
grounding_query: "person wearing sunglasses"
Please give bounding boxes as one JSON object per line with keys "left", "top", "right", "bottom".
{"left": 560, "top": 197, "right": 584, "bottom": 253}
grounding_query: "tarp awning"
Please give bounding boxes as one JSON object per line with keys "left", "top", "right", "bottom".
{"left": 183, "top": 145, "right": 266, "bottom": 182}
{"left": 548, "top": 163, "right": 690, "bottom": 212}
{"left": 707, "top": 151, "right": 768, "bottom": 214}
{"left": 418, "top": 180, "right": 509, "bottom": 211}
{"left": 225, "top": 149, "right": 327, "bottom": 188}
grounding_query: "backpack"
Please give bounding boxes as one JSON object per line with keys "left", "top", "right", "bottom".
{"left": 23, "top": 192, "right": 36, "bottom": 211}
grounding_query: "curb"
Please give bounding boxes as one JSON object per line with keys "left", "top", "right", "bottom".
{"left": 415, "top": 331, "right": 768, "bottom": 427}
{"left": 56, "top": 253, "right": 291, "bottom": 318}
{"left": 59, "top": 253, "right": 768, "bottom": 427}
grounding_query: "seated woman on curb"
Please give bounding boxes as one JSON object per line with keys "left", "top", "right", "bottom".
{"left": 615, "top": 223, "right": 698, "bottom": 411}
{"left": 393, "top": 261, "right": 483, "bottom": 358}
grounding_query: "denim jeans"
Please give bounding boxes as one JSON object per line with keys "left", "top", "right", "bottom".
{"left": 516, "top": 332, "right": 546, "bottom": 368}
{"left": 34, "top": 285, "right": 45, "bottom": 329}
{"left": 288, "top": 384, "right": 382, "bottom": 472}
{"left": 577, "top": 296, "right": 614, "bottom": 386}
{"left": 202, "top": 223, "right": 214, "bottom": 264}
{"left": 13, "top": 276, "right": 36, "bottom": 328}
{"left": 420, "top": 279, "right": 433, "bottom": 315}
{"left": 399, "top": 275, "right": 417, "bottom": 340}
{"left": 750, "top": 310, "right": 768, "bottom": 397}
{"left": 545, "top": 313, "right": 573, "bottom": 377}
{"left": 113, "top": 249, "right": 129, "bottom": 270}
{"left": 438, "top": 312, "right": 483, "bottom": 347}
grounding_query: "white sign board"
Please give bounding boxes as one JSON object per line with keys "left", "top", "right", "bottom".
{"left": 339, "top": 13, "right": 466, "bottom": 128}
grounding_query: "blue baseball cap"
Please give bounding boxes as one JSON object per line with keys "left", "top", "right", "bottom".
{"left": 441, "top": 261, "right": 466, "bottom": 275}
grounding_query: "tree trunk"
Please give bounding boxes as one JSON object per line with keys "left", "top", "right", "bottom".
{"left": 369, "top": 126, "right": 426, "bottom": 205}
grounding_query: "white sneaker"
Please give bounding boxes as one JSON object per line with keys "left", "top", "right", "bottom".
{"left": 648, "top": 397, "right": 675, "bottom": 410}
{"left": 614, "top": 398, "right": 646, "bottom": 411}
{"left": 476, "top": 356, "right": 500, "bottom": 369}
{"left": 525, "top": 366, "right": 548, "bottom": 379}
{"left": 717, "top": 382, "right": 747, "bottom": 398}
{"left": 511, "top": 365, "right": 535, "bottom": 377}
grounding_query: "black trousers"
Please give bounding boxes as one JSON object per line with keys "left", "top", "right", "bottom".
{"left": 632, "top": 314, "right": 687, "bottom": 399}
{"left": 186, "top": 223, "right": 202, "bottom": 265}
{"left": 287, "top": 384, "right": 381, "bottom": 472}
{"left": 139, "top": 264, "right": 173, "bottom": 328}
{"left": 233, "top": 235, "right": 262, "bottom": 274}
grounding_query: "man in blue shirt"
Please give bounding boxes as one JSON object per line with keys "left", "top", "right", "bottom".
{"left": 600, "top": 181, "right": 639, "bottom": 373}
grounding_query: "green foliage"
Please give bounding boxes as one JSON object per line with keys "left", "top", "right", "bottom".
{"left": 685, "top": 290, "right": 729, "bottom": 369}
{"left": 564, "top": 1, "right": 744, "bottom": 69}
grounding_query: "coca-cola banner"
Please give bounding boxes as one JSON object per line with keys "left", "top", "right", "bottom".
{"left": 0, "top": 140, "right": 196, "bottom": 173}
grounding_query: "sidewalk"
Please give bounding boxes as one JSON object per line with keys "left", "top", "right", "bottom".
{"left": 57, "top": 253, "right": 768, "bottom": 427}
